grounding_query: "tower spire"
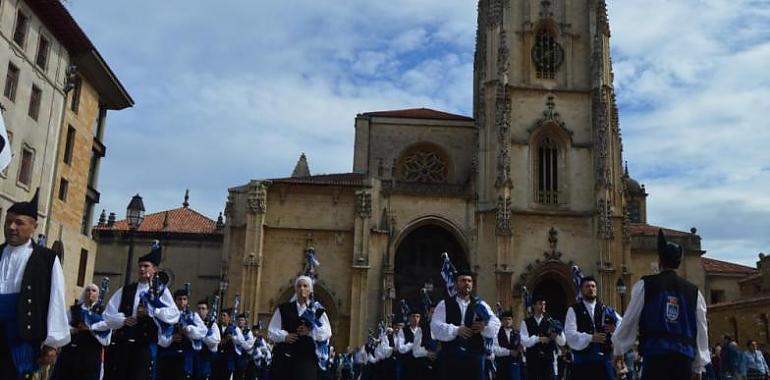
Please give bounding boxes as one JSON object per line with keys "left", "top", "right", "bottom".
{"left": 183, "top": 189, "right": 190, "bottom": 208}
{"left": 291, "top": 153, "right": 311, "bottom": 178}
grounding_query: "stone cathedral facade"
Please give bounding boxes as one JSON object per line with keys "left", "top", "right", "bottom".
{"left": 222, "top": 0, "right": 707, "bottom": 349}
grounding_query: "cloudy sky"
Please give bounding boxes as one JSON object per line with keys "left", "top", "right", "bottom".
{"left": 66, "top": 0, "right": 770, "bottom": 266}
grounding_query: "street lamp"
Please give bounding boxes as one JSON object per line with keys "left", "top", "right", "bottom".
{"left": 616, "top": 277, "right": 627, "bottom": 315}
{"left": 218, "top": 277, "right": 229, "bottom": 314}
{"left": 123, "top": 194, "right": 145, "bottom": 287}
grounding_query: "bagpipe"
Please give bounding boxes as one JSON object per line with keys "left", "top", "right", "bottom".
{"left": 177, "top": 283, "right": 204, "bottom": 351}
{"left": 224, "top": 294, "right": 240, "bottom": 341}
{"left": 208, "top": 294, "right": 220, "bottom": 328}
{"left": 138, "top": 270, "right": 175, "bottom": 339}
{"left": 420, "top": 286, "right": 438, "bottom": 352}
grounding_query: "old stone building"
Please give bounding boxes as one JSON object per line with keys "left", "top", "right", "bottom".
{"left": 707, "top": 253, "right": 770, "bottom": 346}
{"left": 92, "top": 194, "right": 224, "bottom": 302}
{"left": 0, "top": 0, "right": 132, "bottom": 303}
{"left": 222, "top": 0, "right": 709, "bottom": 349}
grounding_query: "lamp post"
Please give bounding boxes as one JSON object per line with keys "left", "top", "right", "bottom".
{"left": 616, "top": 277, "right": 627, "bottom": 315}
{"left": 123, "top": 194, "right": 145, "bottom": 287}
{"left": 218, "top": 277, "right": 229, "bottom": 315}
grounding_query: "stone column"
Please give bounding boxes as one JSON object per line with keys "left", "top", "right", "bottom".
{"left": 348, "top": 190, "right": 372, "bottom": 346}
{"left": 242, "top": 180, "right": 269, "bottom": 318}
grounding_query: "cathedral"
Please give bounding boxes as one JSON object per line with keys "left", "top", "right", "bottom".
{"left": 222, "top": 0, "right": 706, "bottom": 349}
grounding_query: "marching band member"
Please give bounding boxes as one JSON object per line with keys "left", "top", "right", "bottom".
{"left": 51, "top": 283, "right": 111, "bottom": 380}
{"left": 158, "top": 287, "right": 207, "bottom": 379}
{"left": 520, "top": 294, "right": 565, "bottom": 380}
{"left": 0, "top": 191, "right": 70, "bottom": 379}
{"left": 212, "top": 308, "right": 244, "bottom": 380}
{"left": 103, "top": 244, "right": 181, "bottom": 380}
{"left": 430, "top": 269, "right": 500, "bottom": 380}
{"left": 398, "top": 307, "right": 431, "bottom": 380}
{"left": 565, "top": 276, "right": 621, "bottom": 380}
{"left": 493, "top": 311, "right": 523, "bottom": 380}
{"left": 194, "top": 299, "right": 221, "bottom": 380}
{"left": 269, "top": 275, "right": 332, "bottom": 380}
{"left": 234, "top": 314, "right": 255, "bottom": 380}
{"left": 612, "top": 230, "right": 710, "bottom": 380}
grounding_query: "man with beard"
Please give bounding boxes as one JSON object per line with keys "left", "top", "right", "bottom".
{"left": 565, "top": 276, "right": 621, "bottom": 380}
{"left": 612, "top": 230, "right": 709, "bottom": 380}
{"left": 430, "top": 269, "right": 500, "bottom": 380}
{"left": 0, "top": 190, "right": 70, "bottom": 379}
{"left": 520, "top": 295, "right": 566, "bottom": 380}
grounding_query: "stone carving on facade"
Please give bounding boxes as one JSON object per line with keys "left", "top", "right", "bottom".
{"left": 401, "top": 151, "right": 448, "bottom": 183}
{"left": 515, "top": 227, "right": 576, "bottom": 290}
{"left": 495, "top": 84, "right": 512, "bottom": 188}
{"left": 597, "top": 198, "right": 614, "bottom": 240}
{"left": 539, "top": 0, "right": 554, "bottom": 19}
{"left": 355, "top": 190, "right": 372, "bottom": 219}
{"left": 622, "top": 205, "right": 631, "bottom": 242}
{"left": 592, "top": 89, "right": 610, "bottom": 188}
{"left": 530, "top": 95, "right": 573, "bottom": 139}
{"left": 224, "top": 192, "right": 235, "bottom": 217}
{"left": 489, "top": 0, "right": 504, "bottom": 26}
{"left": 247, "top": 181, "right": 269, "bottom": 214}
{"left": 496, "top": 195, "right": 512, "bottom": 235}
{"left": 497, "top": 30, "right": 509, "bottom": 82}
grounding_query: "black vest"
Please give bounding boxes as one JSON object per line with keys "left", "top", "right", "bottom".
{"left": 68, "top": 303, "right": 105, "bottom": 350}
{"left": 443, "top": 297, "right": 484, "bottom": 354}
{"left": 116, "top": 283, "right": 158, "bottom": 344}
{"left": 218, "top": 323, "right": 238, "bottom": 354}
{"left": 524, "top": 316, "right": 556, "bottom": 363}
{"left": 571, "top": 301, "right": 612, "bottom": 355}
{"left": 403, "top": 325, "right": 426, "bottom": 348}
{"left": 497, "top": 327, "right": 519, "bottom": 350}
{"left": 274, "top": 302, "right": 318, "bottom": 359}
{"left": 0, "top": 243, "right": 56, "bottom": 342}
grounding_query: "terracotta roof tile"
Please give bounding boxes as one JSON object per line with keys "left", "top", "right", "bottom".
{"left": 270, "top": 173, "right": 366, "bottom": 187}
{"left": 361, "top": 108, "right": 473, "bottom": 122}
{"left": 628, "top": 223, "right": 694, "bottom": 237}
{"left": 94, "top": 207, "right": 219, "bottom": 234}
{"left": 702, "top": 257, "right": 758, "bottom": 275}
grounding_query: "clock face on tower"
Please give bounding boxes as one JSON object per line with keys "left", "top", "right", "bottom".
{"left": 531, "top": 33, "right": 564, "bottom": 78}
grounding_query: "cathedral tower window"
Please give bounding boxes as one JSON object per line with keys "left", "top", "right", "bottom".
{"left": 532, "top": 29, "right": 563, "bottom": 79}
{"left": 537, "top": 137, "right": 559, "bottom": 204}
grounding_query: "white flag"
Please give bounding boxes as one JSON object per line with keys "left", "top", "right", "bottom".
{"left": 0, "top": 111, "right": 11, "bottom": 172}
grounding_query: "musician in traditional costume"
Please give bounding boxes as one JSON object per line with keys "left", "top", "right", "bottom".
{"left": 268, "top": 275, "right": 332, "bottom": 380}
{"left": 565, "top": 275, "right": 622, "bottom": 380}
{"left": 397, "top": 307, "right": 431, "bottom": 380}
{"left": 430, "top": 269, "right": 501, "bottom": 380}
{"left": 247, "top": 323, "right": 271, "bottom": 380}
{"left": 374, "top": 321, "right": 397, "bottom": 380}
{"left": 103, "top": 245, "right": 181, "bottom": 380}
{"left": 212, "top": 308, "right": 244, "bottom": 380}
{"left": 493, "top": 311, "right": 522, "bottom": 380}
{"left": 0, "top": 191, "right": 70, "bottom": 379}
{"left": 51, "top": 283, "right": 111, "bottom": 380}
{"left": 233, "top": 314, "right": 255, "bottom": 380}
{"left": 612, "top": 230, "right": 710, "bottom": 380}
{"left": 193, "top": 299, "right": 221, "bottom": 380}
{"left": 519, "top": 294, "right": 566, "bottom": 380}
{"left": 158, "top": 287, "right": 208, "bottom": 379}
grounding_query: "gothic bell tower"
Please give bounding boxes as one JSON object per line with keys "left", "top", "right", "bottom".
{"left": 473, "top": 0, "right": 630, "bottom": 312}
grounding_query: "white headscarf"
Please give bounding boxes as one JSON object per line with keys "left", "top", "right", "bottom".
{"left": 290, "top": 275, "right": 314, "bottom": 302}
{"left": 77, "top": 283, "right": 100, "bottom": 305}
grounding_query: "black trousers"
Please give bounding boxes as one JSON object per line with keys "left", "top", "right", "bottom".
{"left": 51, "top": 342, "right": 103, "bottom": 380}
{"left": 641, "top": 354, "right": 693, "bottom": 380}
{"left": 440, "top": 352, "right": 485, "bottom": 380}
{"left": 103, "top": 340, "right": 155, "bottom": 380}
{"left": 571, "top": 361, "right": 611, "bottom": 380}
{"left": 270, "top": 355, "right": 317, "bottom": 380}
{"left": 525, "top": 357, "right": 555, "bottom": 380}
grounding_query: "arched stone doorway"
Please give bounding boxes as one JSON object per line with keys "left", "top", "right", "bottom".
{"left": 532, "top": 277, "right": 571, "bottom": 323}
{"left": 394, "top": 223, "right": 468, "bottom": 306}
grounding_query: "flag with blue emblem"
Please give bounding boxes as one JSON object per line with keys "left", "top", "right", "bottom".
{"left": 0, "top": 110, "right": 11, "bottom": 172}
{"left": 572, "top": 265, "right": 584, "bottom": 301}
{"left": 440, "top": 252, "right": 457, "bottom": 297}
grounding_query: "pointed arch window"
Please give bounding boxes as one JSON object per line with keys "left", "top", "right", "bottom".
{"left": 532, "top": 30, "right": 563, "bottom": 79}
{"left": 537, "top": 137, "right": 559, "bottom": 204}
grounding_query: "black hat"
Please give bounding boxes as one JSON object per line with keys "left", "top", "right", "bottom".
{"left": 138, "top": 244, "right": 162, "bottom": 266}
{"left": 8, "top": 188, "right": 39, "bottom": 220}
{"left": 532, "top": 293, "right": 546, "bottom": 303}
{"left": 173, "top": 289, "right": 189, "bottom": 298}
{"left": 455, "top": 268, "right": 474, "bottom": 278}
{"left": 657, "top": 229, "right": 683, "bottom": 268}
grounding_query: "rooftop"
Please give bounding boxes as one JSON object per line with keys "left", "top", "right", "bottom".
{"left": 359, "top": 108, "right": 473, "bottom": 122}
{"left": 628, "top": 223, "right": 695, "bottom": 238}
{"left": 270, "top": 172, "right": 367, "bottom": 187}
{"left": 94, "top": 206, "right": 220, "bottom": 235}
{"left": 702, "top": 257, "right": 758, "bottom": 275}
